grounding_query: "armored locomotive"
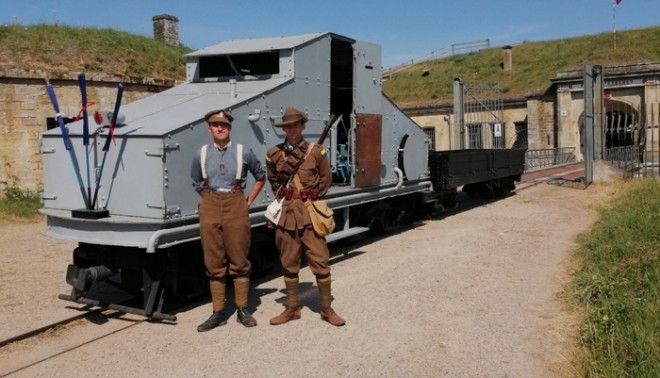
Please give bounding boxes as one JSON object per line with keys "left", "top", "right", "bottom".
{"left": 40, "top": 32, "right": 524, "bottom": 320}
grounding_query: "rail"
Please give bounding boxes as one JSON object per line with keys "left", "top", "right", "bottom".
{"left": 524, "top": 147, "right": 576, "bottom": 172}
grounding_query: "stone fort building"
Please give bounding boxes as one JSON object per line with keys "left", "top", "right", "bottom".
{"left": 407, "top": 61, "right": 659, "bottom": 170}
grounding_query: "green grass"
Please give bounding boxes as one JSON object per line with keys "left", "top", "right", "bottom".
{"left": 0, "top": 24, "right": 192, "bottom": 80}
{"left": 570, "top": 179, "right": 660, "bottom": 377}
{"left": 2, "top": 24, "right": 658, "bottom": 106}
{"left": 383, "top": 26, "right": 660, "bottom": 107}
{"left": 0, "top": 187, "right": 42, "bottom": 218}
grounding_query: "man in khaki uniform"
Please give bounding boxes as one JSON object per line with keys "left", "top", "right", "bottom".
{"left": 265, "top": 107, "right": 345, "bottom": 326}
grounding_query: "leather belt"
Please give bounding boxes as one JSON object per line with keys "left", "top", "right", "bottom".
{"left": 278, "top": 189, "right": 318, "bottom": 201}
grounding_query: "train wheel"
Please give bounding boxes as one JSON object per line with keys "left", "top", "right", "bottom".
{"left": 367, "top": 216, "right": 386, "bottom": 235}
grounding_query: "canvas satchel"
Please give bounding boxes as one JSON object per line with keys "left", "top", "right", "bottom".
{"left": 304, "top": 198, "right": 335, "bottom": 237}
{"left": 264, "top": 198, "right": 283, "bottom": 224}
{"left": 293, "top": 173, "right": 336, "bottom": 237}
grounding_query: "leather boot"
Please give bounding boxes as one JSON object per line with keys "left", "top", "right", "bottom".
{"left": 270, "top": 276, "right": 302, "bottom": 325}
{"left": 317, "top": 276, "right": 346, "bottom": 326}
{"left": 234, "top": 278, "right": 257, "bottom": 327}
{"left": 197, "top": 311, "right": 227, "bottom": 332}
{"left": 197, "top": 278, "right": 227, "bottom": 332}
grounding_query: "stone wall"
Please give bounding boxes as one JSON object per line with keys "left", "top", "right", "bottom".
{"left": 0, "top": 72, "right": 172, "bottom": 193}
{"left": 411, "top": 113, "right": 452, "bottom": 150}
{"left": 529, "top": 97, "right": 557, "bottom": 150}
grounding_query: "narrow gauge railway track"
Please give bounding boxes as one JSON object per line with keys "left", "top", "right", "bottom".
{"left": 0, "top": 291, "right": 199, "bottom": 377}
{"left": 0, "top": 308, "right": 150, "bottom": 377}
{"left": 0, "top": 311, "right": 96, "bottom": 349}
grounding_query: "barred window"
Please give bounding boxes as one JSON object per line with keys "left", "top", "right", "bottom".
{"left": 467, "top": 123, "right": 482, "bottom": 149}
{"left": 423, "top": 127, "right": 436, "bottom": 150}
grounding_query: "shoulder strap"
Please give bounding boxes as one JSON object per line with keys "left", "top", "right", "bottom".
{"left": 200, "top": 144, "right": 208, "bottom": 179}
{"left": 292, "top": 143, "right": 315, "bottom": 190}
{"left": 235, "top": 143, "right": 243, "bottom": 180}
{"left": 292, "top": 173, "right": 303, "bottom": 190}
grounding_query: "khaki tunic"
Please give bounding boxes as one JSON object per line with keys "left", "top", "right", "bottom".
{"left": 266, "top": 140, "right": 332, "bottom": 276}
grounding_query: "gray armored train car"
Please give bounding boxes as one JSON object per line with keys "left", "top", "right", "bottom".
{"left": 40, "top": 32, "right": 524, "bottom": 320}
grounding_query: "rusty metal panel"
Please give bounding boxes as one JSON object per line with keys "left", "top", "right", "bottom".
{"left": 354, "top": 114, "right": 382, "bottom": 187}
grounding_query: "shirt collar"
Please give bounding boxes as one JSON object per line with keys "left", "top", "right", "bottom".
{"left": 284, "top": 139, "right": 305, "bottom": 151}
{"left": 214, "top": 141, "right": 232, "bottom": 151}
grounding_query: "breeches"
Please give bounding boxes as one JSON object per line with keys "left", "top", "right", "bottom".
{"left": 199, "top": 191, "right": 251, "bottom": 279}
{"left": 275, "top": 225, "right": 330, "bottom": 277}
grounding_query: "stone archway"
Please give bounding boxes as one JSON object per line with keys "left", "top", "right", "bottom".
{"left": 604, "top": 97, "right": 640, "bottom": 148}
{"left": 578, "top": 97, "right": 642, "bottom": 160}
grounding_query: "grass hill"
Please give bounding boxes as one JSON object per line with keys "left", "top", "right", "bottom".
{"left": 1, "top": 24, "right": 658, "bottom": 104}
{"left": 0, "top": 24, "right": 191, "bottom": 82}
{"left": 382, "top": 26, "right": 660, "bottom": 107}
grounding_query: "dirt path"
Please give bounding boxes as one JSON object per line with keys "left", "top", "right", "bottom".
{"left": 0, "top": 182, "right": 600, "bottom": 377}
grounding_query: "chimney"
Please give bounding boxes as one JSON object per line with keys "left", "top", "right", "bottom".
{"left": 502, "top": 45, "right": 512, "bottom": 71}
{"left": 152, "top": 14, "right": 180, "bottom": 46}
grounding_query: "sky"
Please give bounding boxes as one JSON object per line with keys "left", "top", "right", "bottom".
{"left": 2, "top": 0, "right": 658, "bottom": 68}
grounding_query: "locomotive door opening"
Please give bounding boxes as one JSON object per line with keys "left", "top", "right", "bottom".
{"left": 330, "top": 37, "right": 354, "bottom": 185}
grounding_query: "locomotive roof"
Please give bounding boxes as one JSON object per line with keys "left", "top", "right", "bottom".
{"left": 186, "top": 32, "right": 349, "bottom": 57}
{"left": 47, "top": 78, "right": 290, "bottom": 138}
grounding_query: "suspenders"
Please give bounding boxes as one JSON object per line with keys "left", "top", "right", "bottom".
{"left": 200, "top": 143, "right": 243, "bottom": 190}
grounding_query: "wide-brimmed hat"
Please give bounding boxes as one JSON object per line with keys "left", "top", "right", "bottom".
{"left": 204, "top": 109, "right": 234, "bottom": 124}
{"left": 274, "top": 107, "right": 308, "bottom": 127}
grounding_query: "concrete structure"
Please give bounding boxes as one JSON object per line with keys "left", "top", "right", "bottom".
{"left": 502, "top": 46, "right": 513, "bottom": 71}
{"left": 152, "top": 14, "right": 180, "bottom": 46}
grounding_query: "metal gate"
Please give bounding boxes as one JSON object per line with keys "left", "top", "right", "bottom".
{"left": 453, "top": 78, "right": 505, "bottom": 149}
{"left": 603, "top": 99, "right": 659, "bottom": 178}
{"left": 584, "top": 64, "right": 659, "bottom": 179}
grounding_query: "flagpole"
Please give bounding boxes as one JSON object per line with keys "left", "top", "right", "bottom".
{"left": 612, "top": 0, "right": 617, "bottom": 50}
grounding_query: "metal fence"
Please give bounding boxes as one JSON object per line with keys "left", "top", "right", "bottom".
{"left": 524, "top": 147, "right": 576, "bottom": 172}
{"left": 382, "top": 39, "right": 490, "bottom": 79}
{"left": 606, "top": 144, "right": 659, "bottom": 178}
{"left": 455, "top": 80, "right": 505, "bottom": 149}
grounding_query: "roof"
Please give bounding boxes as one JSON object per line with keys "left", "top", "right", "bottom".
{"left": 186, "top": 32, "right": 330, "bottom": 57}
{"left": 45, "top": 78, "right": 291, "bottom": 138}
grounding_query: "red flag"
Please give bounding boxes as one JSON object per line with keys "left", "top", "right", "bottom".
{"left": 615, "top": 0, "right": 622, "bottom": 4}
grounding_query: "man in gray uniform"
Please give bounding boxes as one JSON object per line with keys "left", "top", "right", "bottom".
{"left": 191, "top": 109, "right": 265, "bottom": 331}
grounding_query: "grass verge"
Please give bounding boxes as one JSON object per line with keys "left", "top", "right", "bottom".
{"left": 570, "top": 179, "right": 660, "bottom": 377}
{"left": 0, "top": 187, "right": 42, "bottom": 220}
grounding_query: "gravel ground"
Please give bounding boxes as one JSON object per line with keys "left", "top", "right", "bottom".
{"left": 0, "top": 182, "right": 600, "bottom": 377}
